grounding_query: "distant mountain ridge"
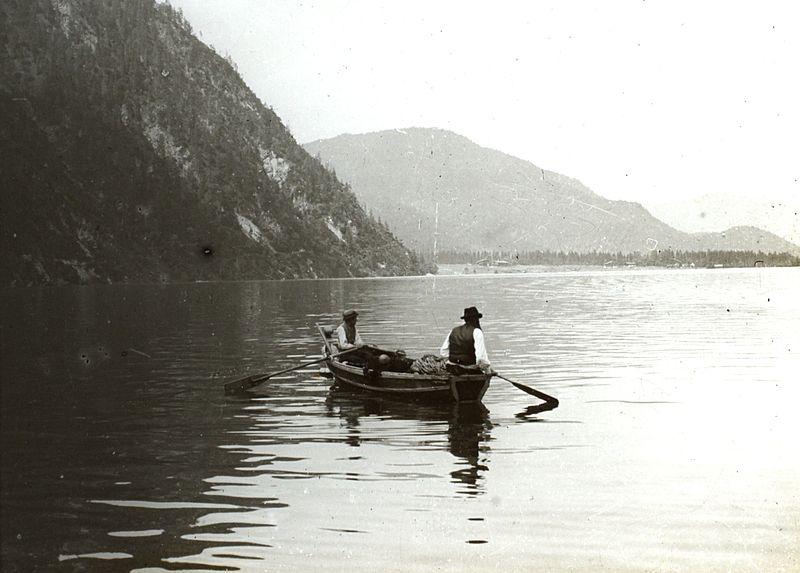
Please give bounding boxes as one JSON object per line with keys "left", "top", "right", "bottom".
{"left": 644, "top": 192, "right": 799, "bottom": 246}
{"left": 0, "top": 0, "right": 427, "bottom": 286}
{"left": 304, "top": 128, "right": 800, "bottom": 256}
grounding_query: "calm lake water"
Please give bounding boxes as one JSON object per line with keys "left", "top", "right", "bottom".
{"left": 1, "top": 268, "right": 798, "bottom": 572}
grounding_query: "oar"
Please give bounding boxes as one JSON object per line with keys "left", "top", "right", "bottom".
{"left": 495, "top": 373, "right": 559, "bottom": 407}
{"left": 224, "top": 347, "right": 359, "bottom": 394}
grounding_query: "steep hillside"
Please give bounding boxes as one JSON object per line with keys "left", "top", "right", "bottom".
{"left": 0, "top": 0, "right": 428, "bottom": 286}
{"left": 304, "top": 128, "right": 800, "bottom": 256}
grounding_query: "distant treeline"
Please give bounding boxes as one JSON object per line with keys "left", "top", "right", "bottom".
{"left": 425, "top": 249, "right": 800, "bottom": 268}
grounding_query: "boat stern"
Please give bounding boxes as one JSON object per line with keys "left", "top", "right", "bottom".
{"left": 450, "top": 375, "right": 491, "bottom": 402}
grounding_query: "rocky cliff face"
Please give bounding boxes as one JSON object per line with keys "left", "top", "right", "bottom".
{"left": 0, "top": 0, "right": 428, "bottom": 286}
{"left": 304, "top": 128, "right": 800, "bottom": 256}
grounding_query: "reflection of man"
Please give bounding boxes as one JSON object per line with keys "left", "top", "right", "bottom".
{"left": 335, "top": 309, "right": 363, "bottom": 350}
{"left": 440, "top": 306, "right": 494, "bottom": 375}
{"left": 448, "top": 403, "right": 491, "bottom": 490}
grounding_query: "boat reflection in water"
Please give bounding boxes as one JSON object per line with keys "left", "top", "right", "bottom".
{"left": 323, "top": 386, "right": 493, "bottom": 494}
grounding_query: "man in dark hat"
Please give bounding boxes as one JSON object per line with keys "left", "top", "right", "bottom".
{"left": 334, "top": 309, "right": 412, "bottom": 375}
{"left": 440, "top": 306, "right": 493, "bottom": 375}
{"left": 335, "top": 309, "right": 363, "bottom": 351}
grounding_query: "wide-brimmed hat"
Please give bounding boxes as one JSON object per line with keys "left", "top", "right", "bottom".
{"left": 342, "top": 309, "right": 358, "bottom": 320}
{"left": 461, "top": 306, "right": 483, "bottom": 320}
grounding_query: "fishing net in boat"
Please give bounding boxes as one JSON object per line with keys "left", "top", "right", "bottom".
{"left": 410, "top": 354, "right": 448, "bottom": 375}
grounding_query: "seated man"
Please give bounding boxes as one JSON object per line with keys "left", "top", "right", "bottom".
{"left": 334, "top": 309, "right": 412, "bottom": 374}
{"left": 335, "top": 309, "right": 364, "bottom": 351}
{"left": 440, "top": 306, "right": 494, "bottom": 375}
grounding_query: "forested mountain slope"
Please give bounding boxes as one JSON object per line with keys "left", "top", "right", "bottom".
{"left": 0, "top": 0, "right": 428, "bottom": 286}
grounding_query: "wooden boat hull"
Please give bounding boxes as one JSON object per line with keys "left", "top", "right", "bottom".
{"left": 325, "top": 358, "right": 491, "bottom": 403}
{"left": 318, "top": 324, "right": 491, "bottom": 403}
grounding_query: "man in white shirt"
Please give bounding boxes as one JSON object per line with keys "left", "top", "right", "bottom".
{"left": 440, "top": 306, "right": 494, "bottom": 375}
{"left": 333, "top": 309, "right": 412, "bottom": 374}
{"left": 335, "top": 309, "right": 364, "bottom": 350}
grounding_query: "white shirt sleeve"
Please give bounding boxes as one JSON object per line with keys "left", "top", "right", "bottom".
{"left": 440, "top": 332, "right": 450, "bottom": 357}
{"left": 335, "top": 325, "right": 347, "bottom": 348}
{"left": 473, "top": 328, "right": 491, "bottom": 370}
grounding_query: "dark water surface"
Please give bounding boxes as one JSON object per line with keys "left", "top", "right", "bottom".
{"left": 2, "top": 268, "right": 798, "bottom": 572}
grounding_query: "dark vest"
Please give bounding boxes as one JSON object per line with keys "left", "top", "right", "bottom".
{"left": 339, "top": 321, "right": 357, "bottom": 344}
{"left": 448, "top": 324, "right": 477, "bottom": 365}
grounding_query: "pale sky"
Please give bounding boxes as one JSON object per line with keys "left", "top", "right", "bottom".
{"left": 166, "top": 0, "right": 799, "bottom": 209}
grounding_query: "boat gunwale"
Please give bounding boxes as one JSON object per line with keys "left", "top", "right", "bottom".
{"left": 326, "top": 356, "right": 487, "bottom": 383}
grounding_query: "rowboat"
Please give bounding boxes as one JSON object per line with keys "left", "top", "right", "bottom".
{"left": 317, "top": 325, "right": 492, "bottom": 403}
